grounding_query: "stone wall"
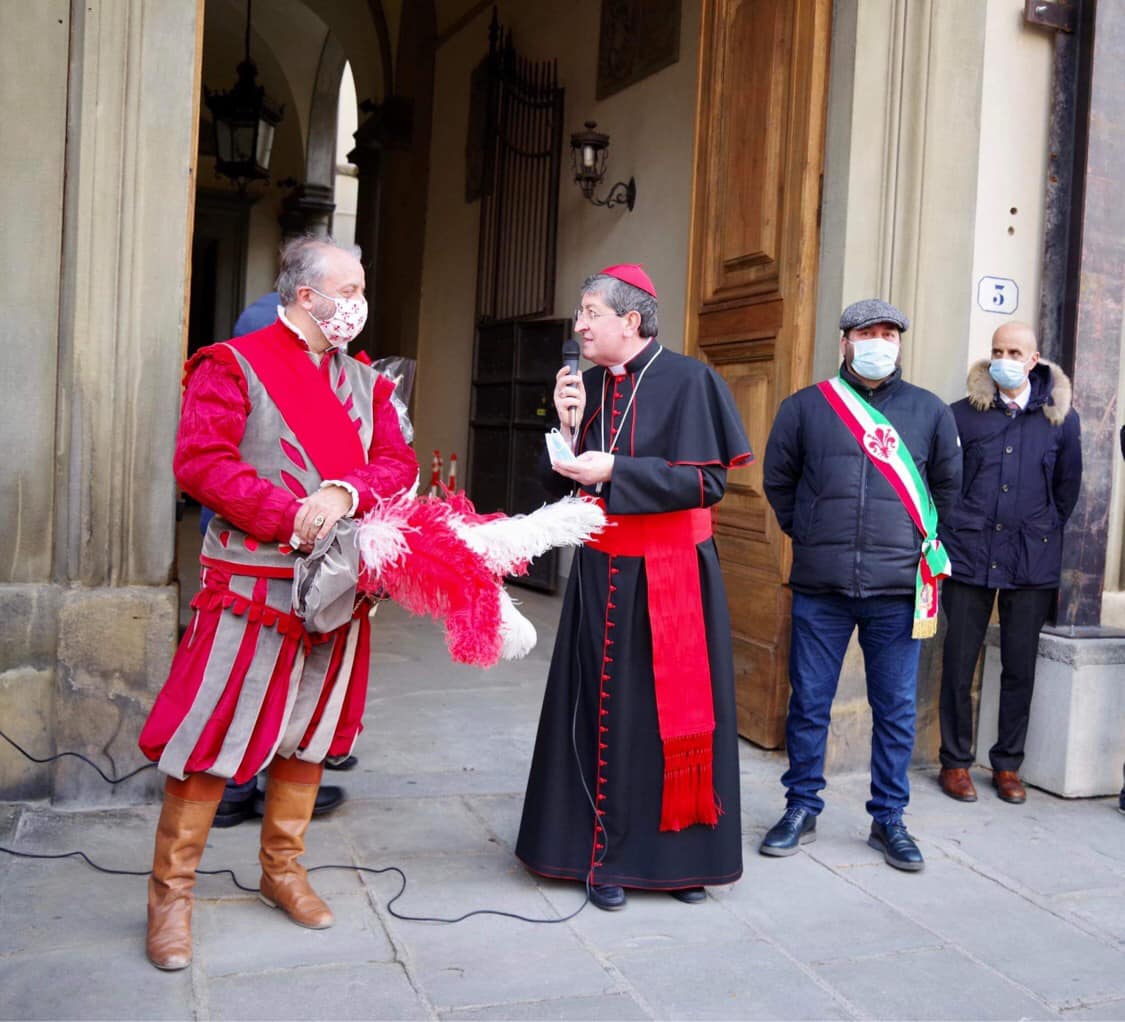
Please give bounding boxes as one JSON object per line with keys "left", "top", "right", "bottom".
{"left": 0, "top": 1, "right": 202, "bottom": 804}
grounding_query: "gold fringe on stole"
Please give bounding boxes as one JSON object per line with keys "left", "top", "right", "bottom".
{"left": 912, "top": 617, "right": 938, "bottom": 640}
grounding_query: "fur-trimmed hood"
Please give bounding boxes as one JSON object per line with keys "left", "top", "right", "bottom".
{"left": 966, "top": 358, "right": 1071, "bottom": 425}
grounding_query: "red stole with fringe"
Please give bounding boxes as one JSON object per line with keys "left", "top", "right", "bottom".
{"left": 587, "top": 506, "right": 719, "bottom": 832}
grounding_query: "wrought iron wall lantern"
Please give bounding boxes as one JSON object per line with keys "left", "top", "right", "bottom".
{"left": 204, "top": 0, "right": 284, "bottom": 190}
{"left": 569, "top": 121, "right": 636, "bottom": 211}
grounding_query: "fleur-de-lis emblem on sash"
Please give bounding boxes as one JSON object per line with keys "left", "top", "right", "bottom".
{"left": 863, "top": 425, "right": 899, "bottom": 462}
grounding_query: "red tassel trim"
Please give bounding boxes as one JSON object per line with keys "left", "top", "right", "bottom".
{"left": 659, "top": 731, "right": 720, "bottom": 833}
{"left": 189, "top": 585, "right": 337, "bottom": 652}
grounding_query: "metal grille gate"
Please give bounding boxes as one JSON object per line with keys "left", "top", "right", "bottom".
{"left": 473, "top": 14, "right": 565, "bottom": 322}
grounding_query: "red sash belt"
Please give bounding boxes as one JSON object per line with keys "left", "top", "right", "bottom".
{"left": 587, "top": 506, "right": 719, "bottom": 832}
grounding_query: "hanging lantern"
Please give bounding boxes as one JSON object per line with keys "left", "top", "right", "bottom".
{"left": 204, "top": 0, "right": 284, "bottom": 188}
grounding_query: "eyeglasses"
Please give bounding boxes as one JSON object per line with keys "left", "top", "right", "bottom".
{"left": 573, "top": 305, "right": 617, "bottom": 324}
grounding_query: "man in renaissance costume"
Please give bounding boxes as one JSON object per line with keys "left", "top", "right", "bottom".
{"left": 138, "top": 237, "right": 418, "bottom": 969}
{"left": 515, "top": 264, "right": 752, "bottom": 910}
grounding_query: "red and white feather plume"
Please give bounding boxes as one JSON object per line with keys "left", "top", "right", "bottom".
{"left": 355, "top": 491, "right": 604, "bottom": 667}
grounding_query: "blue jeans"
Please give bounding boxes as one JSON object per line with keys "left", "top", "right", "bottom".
{"left": 781, "top": 591, "right": 921, "bottom": 824}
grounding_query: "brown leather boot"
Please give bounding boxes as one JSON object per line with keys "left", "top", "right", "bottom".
{"left": 939, "top": 767, "right": 978, "bottom": 802}
{"left": 146, "top": 788, "right": 221, "bottom": 970}
{"left": 258, "top": 775, "right": 334, "bottom": 929}
{"left": 992, "top": 770, "right": 1027, "bottom": 804}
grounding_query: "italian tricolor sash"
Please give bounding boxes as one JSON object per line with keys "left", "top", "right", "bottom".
{"left": 817, "top": 376, "right": 950, "bottom": 638}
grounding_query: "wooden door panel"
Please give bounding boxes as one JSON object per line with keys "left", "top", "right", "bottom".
{"left": 704, "top": 0, "right": 793, "bottom": 300}
{"left": 728, "top": 574, "right": 792, "bottom": 741}
{"left": 687, "top": 0, "right": 830, "bottom": 746}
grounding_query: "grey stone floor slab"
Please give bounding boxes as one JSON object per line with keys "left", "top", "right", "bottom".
{"left": 813, "top": 945, "right": 1058, "bottom": 1020}
{"left": 848, "top": 858, "right": 1125, "bottom": 1008}
{"left": 11, "top": 802, "right": 156, "bottom": 863}
{"left": 206, "top": 961, "right": 430, "bottom": 1021}
{"left": 3, "top": 595, "right": 1125, "bottom": 1020}
{"left": 466, "top": 793, "right": 526, "bottom": 850}
{"left": 398, "top": 910, "right": 616, "bottom": 1011}
{"left": 715, "top": 849, "right": 940, "bottom": 964}
{"left": 0, "top": 940, "right": 193, "bottom": 1020}
{"left": 375, "top": 855, "right": 614, "bottom": 1009}
{"left": 934, "top": 805, "right": 1125, "bottom": 895}
{"left": 366, "top": 847, "right": 548, "bottom": 920}
{"left": 440, "top": 992, "right": 650, "bottom": 1020}
{"left": 1050, "top": 889, "right": 1125, "bottom": 944}
{"left": 194, "top": 889, "right": 395, "bottom": 976}
{"left": 611, "top": 939, "right": 854, "bottom": 1021}
{"left": 344, "top": 795, "right": 501, "bottom": 860}
{"left": 547, "top": 882, "right": 756, "bottom": 956}
{"left": 0, "top": 856, "right": 142, "bottom": 956}
{"left": 1060, "top": 996, "right": 1125, "bottom": 1019}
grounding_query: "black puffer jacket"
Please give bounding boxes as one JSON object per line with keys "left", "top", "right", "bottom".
{"left": 940, "top": 360, "right": 1081, "bottom": 589}
{"left": 764, "top": 365, "right": 962, "bottom": 597}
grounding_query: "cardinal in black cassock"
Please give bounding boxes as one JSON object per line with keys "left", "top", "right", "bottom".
{"left": 515, "top": 264, "right": 752, "bottom": 910}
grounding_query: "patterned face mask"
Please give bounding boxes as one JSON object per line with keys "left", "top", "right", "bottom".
{"left": 309, "top": 287, "right": 368, "bottom": 347}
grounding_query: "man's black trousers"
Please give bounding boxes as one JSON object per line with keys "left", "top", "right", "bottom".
{"left": 939, "top": 579, "right": 1056, "bottom": 772}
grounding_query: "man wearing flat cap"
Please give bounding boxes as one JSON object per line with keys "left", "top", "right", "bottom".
{"left": 761, "top": 299, "right": 961, "bottom": 871}
{"left": 516, "top": 264, "right": 752, "bottom": 910}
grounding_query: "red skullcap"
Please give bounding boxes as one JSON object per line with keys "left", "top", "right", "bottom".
{"left": 598, "top": 263, "right": 658, "bottom": 299}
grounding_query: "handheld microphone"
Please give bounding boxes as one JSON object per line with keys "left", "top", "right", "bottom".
{"left": 561, "top": 338, "right": 581, "bottom": 431}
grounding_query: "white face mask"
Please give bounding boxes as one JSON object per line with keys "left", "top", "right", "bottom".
{"left": 309, "top": 287, "right": 368, "bottom": 347}
{"left": 849, "top": 338, "right": 899, "bottom": 381}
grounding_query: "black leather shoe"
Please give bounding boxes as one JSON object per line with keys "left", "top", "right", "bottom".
{"left": 588, "top": 884, "right": 627, "bottom": 911}
{"left": 325, "top": 754, "right": 358, "bottom": 771}
{"left": 668, "top": 887, "right": 706, "bottom": 904}
{"left": 759, "top": 806, "right": 817, "bottom": 857}
{"left": 868, "top": 821, "right": 924, "bottom": 872}
{"left": 212, "top": 778, "right": 258, "bottom": 829}
{"left": 252, "top": 784, "right": 346, "bottom": 818}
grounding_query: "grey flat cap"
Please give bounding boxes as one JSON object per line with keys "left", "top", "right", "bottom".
{"left": 839, "top": 298, "right": 910, "bottom": 333}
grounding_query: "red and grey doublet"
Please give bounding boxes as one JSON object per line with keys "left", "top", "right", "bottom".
{"left": 516, "top": 340, "right": 752, "bottom": 891}
{"left": 139, "top": 317, "right": 418, "bottom": 782}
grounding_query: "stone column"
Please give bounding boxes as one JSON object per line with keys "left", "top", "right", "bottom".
{"left": 0, "top": 0, "right": 202, "bottom": 804}
{"left": 348, "top": 97, "right": 413, "bottom": 359}
{"left": 276, "top": 34, "right": 346, "bottom": 241}
{"left": 279, "top": 183, "right": 336, "bottom": 239}
{"left": 1055, "top": 3, "right": 1125, "bottom": 629}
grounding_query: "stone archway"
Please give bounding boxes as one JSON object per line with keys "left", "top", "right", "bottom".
{"left": 347, "top": 0, "right": 437, "bottom": 360}
{"left": 279, "top": 32, "right": 348, "bottom": 238}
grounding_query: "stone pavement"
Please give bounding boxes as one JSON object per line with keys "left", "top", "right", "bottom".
{"left": 2, "top": 590, "right": 1124, "bottom": 1021}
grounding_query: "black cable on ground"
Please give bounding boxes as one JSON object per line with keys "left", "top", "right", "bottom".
{"left": 0, "top": 724, "right": 589, "bottom": 924}
{"left": 0, "top": 728, "right": 155, "bottom": 785}
{"left": 0, "top": 844, "right": 588, "bottom": 923}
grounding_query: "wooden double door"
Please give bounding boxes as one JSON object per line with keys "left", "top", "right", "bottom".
{"left": 686, "top": 0, "right": 832, "bottom": 746}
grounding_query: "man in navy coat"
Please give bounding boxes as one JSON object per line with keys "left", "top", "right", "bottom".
{"left": 938, "top": 322, "right": 1082, "bottom": 804}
